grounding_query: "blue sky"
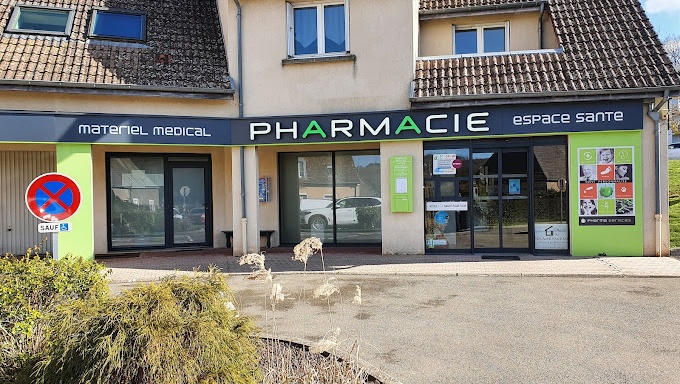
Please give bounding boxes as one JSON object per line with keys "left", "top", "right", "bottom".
{"left": 643, "top": 0, "right": 680, "bottom": 38}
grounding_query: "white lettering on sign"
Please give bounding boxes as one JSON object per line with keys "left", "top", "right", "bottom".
{"left": 79, "top": 125, "right": 149, "bottom": 135}
{"left": 79, "top": 125, "right": 211, "bottom": 137}
{"left": 249, "top": 112, "right": 492, "bottom": 141}
{"left": 513, "top": 111, "right": 624, "bottom": 126}
{"left": 153, "top": 126, "right": 212, "bottom": 137}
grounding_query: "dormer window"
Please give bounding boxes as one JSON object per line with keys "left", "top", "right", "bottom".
{"left": 453, "top": 23, "right": 509, "bottom": 56}
{"left": 6, "top": 6, "right": 74, "bottom": 36}
{"left": 89, "top": 9, "right": 146, "bottom": 42}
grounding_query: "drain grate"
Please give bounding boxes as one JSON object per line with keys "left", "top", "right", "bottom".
{"left": 481, "top": 255, "right": 520, "bottom": 260}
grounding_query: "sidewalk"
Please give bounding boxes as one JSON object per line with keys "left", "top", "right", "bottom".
{"left": 102, "top": 249, "right": 680, "bottom": 284}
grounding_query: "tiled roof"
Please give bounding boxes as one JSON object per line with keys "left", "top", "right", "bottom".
{"left": 0, "top": 0, "right": 230, "bottom": 95}
{"left": 414, "top": 0, "right": 680, "bottom": 101}
{"left": 420, "top": 0, "right": 539, "bottom": 11}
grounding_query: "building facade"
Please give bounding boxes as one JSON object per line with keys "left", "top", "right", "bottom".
{"left": 1, "top": 0, "right": 679, "bottom": 258}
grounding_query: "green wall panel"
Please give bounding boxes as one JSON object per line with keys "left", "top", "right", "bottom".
{"left": 56, "top": 144, "right": 94, "bottom": 260}
{"left": 569, "top": 131, "right": 643, "bottom": 256}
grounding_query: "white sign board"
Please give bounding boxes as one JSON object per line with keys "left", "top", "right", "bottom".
{"left": 534, "top": 223, "right": 568, "bottom": 250}
{"left": 38, "top": 222, "right": 72, "bottom": 233}
{"left": 426, "top": 201, "right": 468, "bottom": 211}
{"left": 433, "top": 153, "right": 457, "bottom": 175}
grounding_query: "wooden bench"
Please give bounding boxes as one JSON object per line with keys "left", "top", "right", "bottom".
{"left": 221, "top": 230, "right": 275, "bottom": 249}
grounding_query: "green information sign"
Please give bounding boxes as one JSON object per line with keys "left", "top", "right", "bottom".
{"left": 390, "top": 156, "right": 413, "bottom": 213}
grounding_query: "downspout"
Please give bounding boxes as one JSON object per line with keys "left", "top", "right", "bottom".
{"left": 233, "top": 0, "right": 247, "bottom": 254}
{"left": 648, "top": 90, "right": 670, "bottom": 256}
{"left": 538, "top": 1, "right": 546, "bottom": 49}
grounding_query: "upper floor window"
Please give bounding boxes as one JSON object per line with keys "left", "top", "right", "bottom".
{"left": 453, "top": 23, "right": 509, "bottom": 56}
{"left": 89, "top": 9, "right": 146, "bottom": 42}
{"left": 6, "top": 5, "right": 74, "bottom": 36}
{"left": 287, "top": 1, "right": 348, "bottom": 57}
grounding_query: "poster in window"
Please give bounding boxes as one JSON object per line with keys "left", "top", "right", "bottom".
{"left": 433, "top": 153, "right": 457, "bottom": 175}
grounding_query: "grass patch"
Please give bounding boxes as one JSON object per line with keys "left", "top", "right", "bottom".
{"left": 669, "top": 160, "right": 680, "bottom": 247}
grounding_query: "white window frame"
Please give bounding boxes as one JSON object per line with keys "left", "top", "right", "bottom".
{"left": 452, "top": 21, "right": 510, "bottom": 57}
{"left": 286, "top": 0, "right": 350, "bottom": 57}
{"left": 6, "top": 5, "right": 75, "bottom": 36}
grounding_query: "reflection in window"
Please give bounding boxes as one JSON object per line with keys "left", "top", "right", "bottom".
{"left": 90, "top": 10, "right": 146, "bottom": 41}
{"left": 109, "top": 157, "right": 165, "bottom": 248}
{"left": 454, "top": 24, "right": 508, "bottom": 55}
{"left": 7, "top": 6, "right": 73, "bottom": 35}
{"left": 280, "top": 151, "right": 381, "bottom": 245}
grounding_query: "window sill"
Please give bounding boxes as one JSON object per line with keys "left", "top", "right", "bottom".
{"left": 282, "top": 54, "right": 356, "bottom": 65}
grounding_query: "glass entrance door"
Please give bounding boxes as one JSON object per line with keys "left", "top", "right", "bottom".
{"left": 472, "top": 148, "right": 529, "bottom": 251}
{"left": 171, "top": 163, "right": 210, "bottom": 246}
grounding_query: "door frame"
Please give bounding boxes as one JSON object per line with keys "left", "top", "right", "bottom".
{"left": 106, "top": 153, "right": 212, "bottom": 251}
{"left": 424, "top": 137, "right": 569, "bottom": 255}
{"left": 167, "top": 158, "right": 213, "bottom": 248}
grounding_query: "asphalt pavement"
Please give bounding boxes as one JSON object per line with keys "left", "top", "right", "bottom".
{"left": 104, "top": 250, "right": 680, "bottom": 384}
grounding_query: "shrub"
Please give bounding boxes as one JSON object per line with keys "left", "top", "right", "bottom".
{"left": 0, "top": 250, "right": 108, "bottom": 383}
{"left": 36, "top": 270, "right": 262, "bottom": 384}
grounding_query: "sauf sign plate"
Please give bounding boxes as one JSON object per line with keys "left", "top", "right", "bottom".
{"left": 38, "top": 222, "right": 72, "bottom": 233}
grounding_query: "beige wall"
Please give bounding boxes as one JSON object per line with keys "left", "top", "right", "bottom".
{"left": 91, "top": 145, "right": 232, "bottom": 254}
{"left": 419, "top": 11, "right": 558, "bottom": 57}
{"left": 221, "top": 0, "right": 415, "bottom": 117}
{"left": 380, "top": 140, "right": 424, "bottom": 255}
{"left": 0, "top": 90, "right": 236, "bottom": 117}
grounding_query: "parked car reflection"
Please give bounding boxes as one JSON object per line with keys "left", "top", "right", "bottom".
{"left": 300, "top": 197, "right": 381, "bottom": 231}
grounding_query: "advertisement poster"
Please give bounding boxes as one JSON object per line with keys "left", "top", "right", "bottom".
{"left": 578, "top": 147, "right": 634, "bottom": 225}
{"left": 433, "top": 153, "right": 457, "bottom": 175}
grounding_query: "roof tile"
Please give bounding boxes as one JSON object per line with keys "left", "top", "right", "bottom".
{"left": 415, "top": 0, "right": 680, "bottom": 98}
{"left": 0, "top": 0, "right": 230, "bottom": 92}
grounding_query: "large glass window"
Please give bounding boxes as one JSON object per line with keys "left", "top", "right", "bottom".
{"left": 7, "top": 6, "right": 74, "bottom": 35}
{"left": 108, "top": 155, "right": 211, "bottom": 250}
{"left": 90, "top": 9, "right": 146, "bottom": 41}
{"left": 533, "top": 145, "right": 569, "bottom": 251}
{"left": 290, "top": 2, "right": 347, "bottom": 56}
{"left": 454, "top": 24, "right": 508, "bottom": 56}
{"left": 280, "top": 150, "right": 381, "bottom": 245}
{"left": 109, "top": 157, "right": 165, "bottom": 248}
{"left": 424, "top": 138, "right": 568, "bottom": 254}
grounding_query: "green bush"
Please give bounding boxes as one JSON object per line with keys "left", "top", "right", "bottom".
{"left": 0, "top": 250, "right": 108, "bottom": 383}
{"left": 36, "top": 271, "right": 262, "bottom": 384}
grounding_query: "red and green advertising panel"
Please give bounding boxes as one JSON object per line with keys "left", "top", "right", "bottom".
{"left": 570, "top": 132, "right": 643, "bottom": 256}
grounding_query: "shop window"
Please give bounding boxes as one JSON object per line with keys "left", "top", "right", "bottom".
{"left": 453, "top": 23, "right": 508, "bottom": 56}
{"left": 280, "top": 151, "right": 381, "bottom": 245}
{"left": 287, "top": 1, "right": 348, "bottom": 56}
{"left": 89, "top": 9, "right": 146, "bottom": 41}
{"left": 6, "top": 6, "right": 74, "bottom": 36}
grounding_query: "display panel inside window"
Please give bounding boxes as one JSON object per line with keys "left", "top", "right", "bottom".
{"left": 7, "top": 6, "right": 73, "bottom": 35}
{"left": 91, "top": 10, "right": 146, "bottom": 41}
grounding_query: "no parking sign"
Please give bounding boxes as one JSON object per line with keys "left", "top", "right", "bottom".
{"left": 25, "top": 173, "right": 82, "bottom": 222}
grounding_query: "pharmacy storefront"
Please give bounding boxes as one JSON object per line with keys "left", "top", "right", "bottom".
{"left": 1, "top": 100, "right": 651, "bottom": 257}
{"left": 234, "top": 99, "right": 647, "bottom": 256}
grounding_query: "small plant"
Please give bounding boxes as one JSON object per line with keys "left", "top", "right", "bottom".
{"left": 35, "top": 269, "right": 262, "bottom": 384}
